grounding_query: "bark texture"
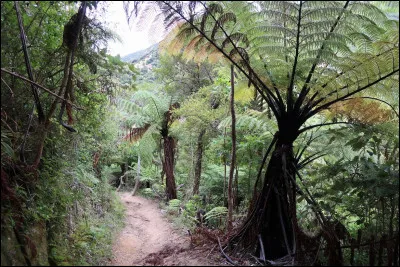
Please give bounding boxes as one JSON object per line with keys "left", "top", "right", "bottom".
{"left": 227, "top": 65, "right": 236, "bottom": 232}
{"left": 164, "top": 136, "right": 177, "bottom": 200}
{"left": 192, "top": 129, "right": 206, "bottom": 196}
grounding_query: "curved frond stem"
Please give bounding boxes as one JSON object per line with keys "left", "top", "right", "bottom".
{"left": 295, "top": 133, "right": 322, "bottom": 163}
{"left": 298, "top": 91, "right": 320, "bottom": 125}
{"left": 291, "top": 165, "right": 327, "bottom": 226}
{"left": 309, "top": 69, "right": 399, "bottom": 119}
{"left": 294, "top": 1, "right": 350, "bottom": 113}
{"left": 259, "top": 54, "right": 286, "bottom": 111}
{"left": 274, "top": 87, "right": 285, "bottom": 111}
{"left": 298, "top": 121, "right": 354, "bottom": 135}
{"left": 265, "top": 92, "right": 281, "bottom": 118}
{"left": 287, "top": 1, "right": 303, "bottom": 113}
{"left": 342, "top": 96, "right": 399, "bottom": 119}
{"left": 297, "top": 152, "right": 327, "bottom": 170}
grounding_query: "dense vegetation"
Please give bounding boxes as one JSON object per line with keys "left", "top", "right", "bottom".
{"left": 1, "top": 2, "right": 129, "bottom": 265}
{"left": 1, "top": 1, "right": 399, "bottom": 266}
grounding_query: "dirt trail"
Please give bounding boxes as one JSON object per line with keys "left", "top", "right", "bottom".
{"left": 109, "top": 192, "right": 220, "bottom": 266}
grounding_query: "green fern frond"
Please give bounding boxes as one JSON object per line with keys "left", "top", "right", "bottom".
{"left": 204, "top": 207, "right": 228, "bottom": 221}
{"left": 168, "top": 199, "right": 181, "bottom": 208}
{"left": 218, "top": 108, "right": 277, "bottom": 135}
{"left": 133, "top": 1, "right": 398, "bottom": 124}
{"left": 207, "top": 3, "right": 224, "bottom": 15}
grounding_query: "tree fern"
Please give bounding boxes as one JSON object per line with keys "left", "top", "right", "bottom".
{"left": 147, "top": 1, "right": 398, "bottom": 123}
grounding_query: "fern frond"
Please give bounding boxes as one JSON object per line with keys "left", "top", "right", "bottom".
{"left": 204, "top": 207, "right": 228, "bottom": 221}
{"left": 131, "top": 1, "right": 398, "bottom": 123}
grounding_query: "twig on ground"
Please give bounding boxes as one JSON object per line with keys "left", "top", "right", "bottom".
{"left": 217, "top": 237, "right": 236, "bottom": 266}
{"left": 206, "top": 244, "right": 217, "bottom": 258}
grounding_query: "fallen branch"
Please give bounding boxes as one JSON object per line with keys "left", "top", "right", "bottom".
{"left": 258, "top": 234, "right": 266, "bottom": 263}
{"left": 217, "top": 237, "right": 236, "bottom": 266}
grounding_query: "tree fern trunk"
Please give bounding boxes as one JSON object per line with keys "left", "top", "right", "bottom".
{"left": 229, "top": 140, "right": 296, "bottom": 261}
{"left": 164, "top": 136, "right": 177, "bottom": 200}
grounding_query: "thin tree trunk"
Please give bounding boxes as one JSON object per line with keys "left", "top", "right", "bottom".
{"left": 159, "top": 139, "right": 165, "bottom": 184}
{"left": 14, "top": 1, "right": 45, "bottom": 123}
{"left": 234, "top": 165, "right": 239, "bottom": 212}
{"left": 248, "top": 153, "right": 252, "bottom": 196}
{"left": 223, "top": 127, "right": 227, "bottom": 207}
{"left": 235, "top": 165, "right": 239, "bottom": 212}
{"left": 164, "top": 136, "right": 177, "bottom": 200}
{"left": 227, "top": 65, "right": 236, "bottom": 232}
{"left": 131, "top": 154, "right": 141, "bottom": 196}
{"left": 192, "top": 129, "right": 206, "bottom": 196}
{"left": 389, "top": 197, "right": 395, "bottom": 238}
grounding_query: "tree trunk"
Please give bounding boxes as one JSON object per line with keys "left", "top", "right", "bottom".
{"left": 389, "top": 197, "right": 395, "bottom": 239}
{"left": 160, "top": 144, "right": 165, "bottom": 184}
{"left": 223, "top": 127, "right": 227, "bottom": 207}
{"left": 235, "top": 165, "right": 239, "bottom": 212}
{"left": 229, "top": 140, "right": 296, "bottom": 261}
{"left": 227, "top": 65, "right": 236, "bottom": 232}
{"left": 131, "top": 154, "right": 141, "bottom": 196}
{"left": 164, "top": 136, "right": 177, "bottom": 200}
{"left": 192, "top": 129, "right": 206, "bottom": 196}
{"left": 248, "top": 153, "right": 253, "bottom": 196}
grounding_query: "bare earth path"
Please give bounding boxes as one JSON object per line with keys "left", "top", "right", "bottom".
{"left": 108, "top": 192, "right": 220, "bottom": 266}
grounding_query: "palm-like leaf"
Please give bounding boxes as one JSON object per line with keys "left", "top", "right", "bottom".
{"left": 129, "top": 1, "right": 398, "bottom": 132}
{"left": 118, "top": 90, "right": 174, "bottom": 143}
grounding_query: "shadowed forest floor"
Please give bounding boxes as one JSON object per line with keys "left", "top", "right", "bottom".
{"left": 108, "top": 192, "right": 223, "bottom": 266}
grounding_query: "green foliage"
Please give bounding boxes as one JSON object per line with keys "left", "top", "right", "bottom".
{"left": 176, "top": 195, "right": 203, "bottom": 229}
{"left": 141, "top": 188, "right": 155, "bottom": 198}
{"left": 1, "top": 131, "right": 15, "bottom": 159}
{"left": 154, "top": 52, "right": 216, "bottom": 100}
{"left": 300, "top": 122, "right": 399, "bottom": 237}
{"left": 0, "top": 2, "right": 133, "bottom": 265}
{"left": 167, "top": 199, "right": 181, "bottom": 215}
{"left": 204, "top": 206, "right": 228, "bottom": 229}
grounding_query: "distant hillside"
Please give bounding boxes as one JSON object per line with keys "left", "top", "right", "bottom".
{"left": 121, "top": 43, "right": 159, "bottom": 63}
{"left": 122, "top": 43, "right": 160, "bottom": 83}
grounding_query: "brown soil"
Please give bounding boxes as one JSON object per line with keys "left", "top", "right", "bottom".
{"left": 108, "top": 192, "right": 223, "bottom": 266}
